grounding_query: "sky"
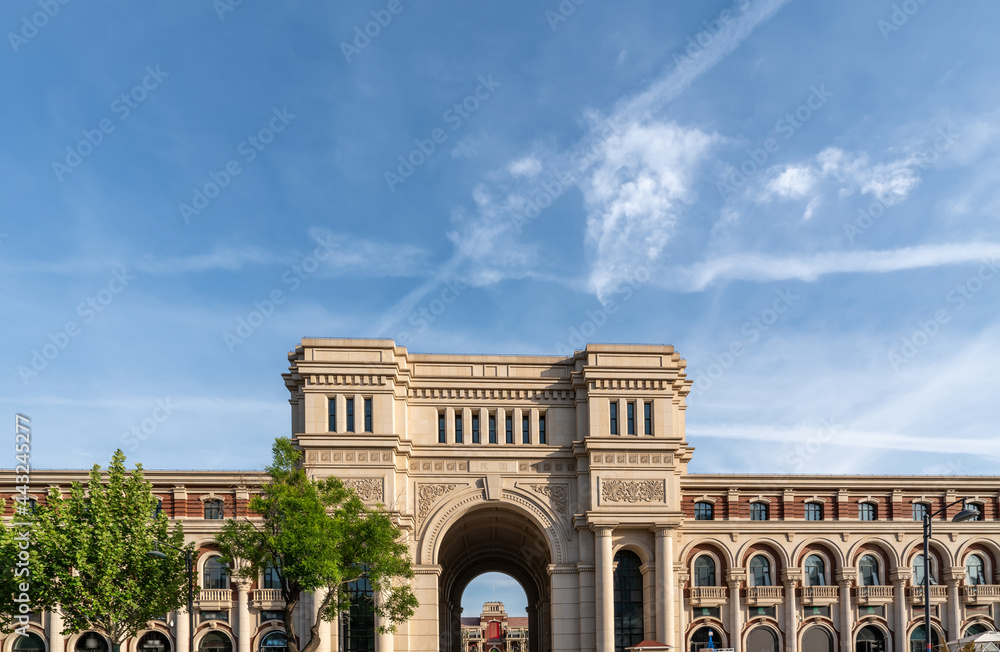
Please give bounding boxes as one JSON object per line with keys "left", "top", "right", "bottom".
{"left": 4, "top": 0, "right": 1000, "bottom": 486}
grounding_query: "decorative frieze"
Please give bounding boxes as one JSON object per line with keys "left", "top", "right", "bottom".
{"left": 591, "top": 452, "right": 674, "bottom": 466}
{"left": 342, "top": 478, "right": 384, "bottom": 503}
{"left": 306, "top": 450, "right": 392, "bottom": 464}
{"left": 418, "top": 483, "right": 461, "bottom": 520}
{"left": 305, "top": 374, "right": 387, "bottom": 386}
{"left": 601, "top": 479, "right": 665, "bottom": 503}
{"left": 406, "top": 387, "right": 573, "bottom": 402}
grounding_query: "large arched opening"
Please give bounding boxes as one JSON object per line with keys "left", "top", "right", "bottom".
{"left": 437, "top": 504, "right": 553, "bottom": 652}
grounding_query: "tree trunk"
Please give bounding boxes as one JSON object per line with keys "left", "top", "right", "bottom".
{"left": 283, "top": 594, "right": 301, "bottom": 652}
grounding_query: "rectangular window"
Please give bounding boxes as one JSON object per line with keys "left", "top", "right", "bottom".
{"left": 438, "top": 411, "right": 446, "bottom": 444}
{"left": 472, "top": 414, "right": 480, "bottom": 444}
{"left": 363, "top": 397, "right": 372, "bottom": 432}
{"left": 328, "top": 396, "right": 337, "bottom": 432}
{"left": 260, "top": 611, "right": 284, "bottom": 623}
{"left": 200, "top": 612, "right": 228, "bottom": 623}
{"left": 522, "top": 415, "right": 530, "bottom": 444}
{"left": 505, "top": 415, "right": 513, "bottom": 444}
{"left": 489, "top": 414, "right": 497, "bottom": 444}
{"left": 750, "top": 502, "right": 768, "bottom": 521}
{"left": 346, "top": 398, "right": 355, "bottom": 432}
{"left": 805, "top": 503, "right": 823, "bottom": 521}
{"left": 455, "top": 413, "right": 463, "bottom": 444}
{"left": 912, "top": 503, "right": 927, "bottom": 521}
{"left": 643, "top": 401, "right": 652, "bottom": 435}
{"left": 694, "top": 502, "right": 714, "bottom": 520}
{"left": 859, "top": 503, "right": 876, "bottom": 521}
{"left": 610, "top": 402, "right": 618, "bottom": 435}
{"left": 538, "top": 414, "right": 546, "bottom": 444}
{"left": 627, "top": 402, "right": 635, "bottom": 435}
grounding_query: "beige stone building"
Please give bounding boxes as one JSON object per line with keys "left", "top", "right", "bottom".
{"left": 5, "top": 339, "right": 1000, "bottom": 652}
{"left": 459, "top": 602, "right": 528, "bottom": 652}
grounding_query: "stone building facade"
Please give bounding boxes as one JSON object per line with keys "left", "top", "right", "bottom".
{"left": 4, "top": 339, "right": 1000, "bottom": 652}
{"left": 459, "top": 602, "right": 529, "bottom": 652}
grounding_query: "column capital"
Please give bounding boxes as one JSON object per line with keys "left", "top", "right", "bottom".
{"left": 781, "top": 568, "right": 803, "bottom": 584}
{"left": 889, "top": 569, "right": 912, "bottom": 585}
{"left": 944, "top": 566, "right": 966, "bottom": 583}
{"left": 726, "top": 569, "right": 746, "bottom": 587}
{"left": 652, "top": 525, "right": 677, "bottom": 537}
{"left": 591, "top": 525, "right": 615, "bottom": 537}
{"left": 232, "top": 578, "right": 253, "bottom": 591}
{"left": 414, "top": 564, "right": 443, "bottom": 576}
{"left": 836, "top": 568, "right": 857, "bottom": 585}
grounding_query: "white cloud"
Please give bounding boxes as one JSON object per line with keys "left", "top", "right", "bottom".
{"left": 764, "top": 165, "right": 816, "bottom": 200}
{"left": 582, "top": 121, "right": 718, "bottom": 301}
{"left": 306, "top": 228, "right": 430, "bottom": 278}
{"left": 507, "top": 156, "right": 542, "bottom": 178}
{"left": 677, "top": 242, "right": 1000, "bottom": 290}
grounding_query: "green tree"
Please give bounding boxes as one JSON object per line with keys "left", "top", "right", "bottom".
{"left": 0, "top": 498, "right": 33, "bottom": 633}
{"left": 216, "top": 438, "right": 417, "bottom": 652}
{"left": 21, "top": 450, "right": 193, "bottom": 651}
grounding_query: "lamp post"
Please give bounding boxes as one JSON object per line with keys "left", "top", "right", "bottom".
{"left": 921, "top": 499, "right": 979, "bottom": 652}
{"left": 148, "top": 541, "right": 194, "bottom": 652}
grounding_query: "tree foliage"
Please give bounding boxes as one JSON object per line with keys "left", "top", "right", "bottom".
{"left": 16, "top": 450, "right": 193, "bottom": 650}
{"left": 216, "top": 438, "right": 417, "bottom": 652}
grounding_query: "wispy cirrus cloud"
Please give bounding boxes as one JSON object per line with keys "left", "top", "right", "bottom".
{"left": 676, "top": 242, "right": 1000, "bottom": 290}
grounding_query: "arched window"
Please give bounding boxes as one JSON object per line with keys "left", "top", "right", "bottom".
{"left": 750, "top": 502, "right": 768, "bottom": 521}
{"left": 804, "top": 555, "right": 826, "bottom": 586}
{"left": 694, "top": 502, "right": 713, "bottom": 520}
{"left": 859, "top": 555, "right": 880, "bottom": 586}
{"left": 694, "top": 555, "right": 716, "bottom": 587}
{"left": 966, "top": 554, "right": 987, "bottom": 586}
{"left": 342, "top": 573, "right": 375, "bottom": 652}
{"left": 613, "top": 550, "right": 644, "bottom": 652}
{"left": 805, "top": 503, "right": 823, "bottom": 521}
{"left": 912, "top": 554, "right": 936, "bottom": 585}
{"left": 259, "top": 632, "right": 286, "bottom": 652}
{"left": 749, "top": 555, "right": 771, "bottom": 587}
{"left": 690, "top": 626, "right": 723, "bottom": 652}
{"left": 965, "top": 623, "right": 990, "bottom": 637}
{"left": 204, "top": 557, "right": 229, "bottom": 589}
{"left": 138, "top": 632, "right": 171, "bottom": 652}
{"left": 199, "top": 633, "right": 232, "bottom": 652}
{"left": 909, "top": 625, "right": 940, "bottom": 652}
{"left": 912, "top": 503, "right": 928, "bottom": 521}
{"left": 75, "top": 633, "right": 108, "bottom": 652}
{"left": 802, "top": 627, "right": 833, "bottom": 652}
{"left": 13, "top": 633, "right": 46, "bottom": 652}
{"left": 859, "top": 503, "right": 877, "bottom": 521}
{"left": 856, "top": 625, "right": 887, "bottom": 652}
{"left": 746, "top": 627, "right": 778, "bottom": 652}
{"left": 204, "top": 499, "right": 224, "bottom": 520}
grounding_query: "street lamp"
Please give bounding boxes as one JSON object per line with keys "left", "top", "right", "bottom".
{"left": 148, "top": 541, "right": 194, "bottom": 652}
{"left": 921, "top": 499, "right": 979, "bottom": 652}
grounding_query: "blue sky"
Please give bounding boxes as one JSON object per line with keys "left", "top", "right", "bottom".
{"left": 5, "top": 0, "right": 1000, "bottom": 486}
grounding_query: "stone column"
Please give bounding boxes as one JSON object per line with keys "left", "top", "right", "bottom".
{"left": 577, "top": 525, "right": 596, "bottom": 652}
{"left": 676, "top": 571, "right": 689, "bottom": 651}
{"left": 654, "top": 528, "right": 675, "bottom": 647}
{"left": 527, "top": 604, "right": 539, "bottom": 652}
{"left": 945, "top": 567, "right": 964, "bottom": 641}
{"left": 640, "top": 561, "right": 655, "bottom": 641}
{"left": 782, "top": 570, "right": 801, "bottom": 652}
{"left": 836, "top": 571, "right": 855, "bottom": 652}
{"left": 176, "top": 605, "right": 191, "bottom": 652}
{"left": 48, "top": 609, "right": 65, "bottom": 652}
{"left": 235, "top": 581, "right": 252, "bottom": 652}
{"left": 726, "top": 571, "right": 745, "bottom": 652}
{"left": 549, "top": 564, "right": 580, "bottom": 652}
{"left": 889, "top": 571, "right": 910, "bottom": 652}
{"left": 413, "top": 565, "right": 442, "bottom": 652}
{"left": 594, "top": 526, "right": 615, "bottom": 652}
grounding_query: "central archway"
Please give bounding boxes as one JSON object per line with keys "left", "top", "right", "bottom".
{"left": 438, "top": 504, "right": 553, "bottom": 652}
